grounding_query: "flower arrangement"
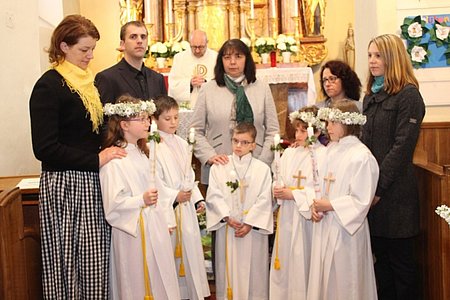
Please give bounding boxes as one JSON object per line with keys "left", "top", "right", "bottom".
{"left": 150, "top": 40, "right": 190, "bottom": 58}
{"left": 104, "top": 100, "right": 156, "bottom": 117}
{"left": 254, "top": 37, "right": 276, "bottom": 55}
{"left": 197, "top": 210, "right": 207, "bottom": 230}
{"left": 436, "top": 204, "right": 450, "bottom": 226}
{"left": 289, "top": 111, "right": 325, "bottom": 130}
{"left": 317, "top": 107, "right": 367, "bottom": 125}
{"left": 276, "top": 34, "right": 298, "bottom": 54}
{"left": 226, "top": 170, "right": 239, "bottom": 193}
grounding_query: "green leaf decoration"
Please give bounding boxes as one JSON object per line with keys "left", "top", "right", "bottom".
{"left": 148, "top": 131, "right": 161, "bottom": 143}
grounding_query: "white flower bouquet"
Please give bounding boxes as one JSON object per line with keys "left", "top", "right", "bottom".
{"left": 436, "top": 204, "right": 450, "bottom": 227}
{"left": 254, "top": 37, "right": 276, "bottom": 55}
{"left": 276, "top": 34, "right": 298, "bottom": 54}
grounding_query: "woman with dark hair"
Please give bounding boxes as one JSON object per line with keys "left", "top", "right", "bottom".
{"left": 191, "top": 38, "right": 279, "bottom": 185}
{"left": 29, "top": 15, "right": 125, "bottom": 298}
{"left": 319, "top": 60, "right": 362, "bottom": 111}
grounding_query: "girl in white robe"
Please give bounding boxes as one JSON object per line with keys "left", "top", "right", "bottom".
{"left": 153, "top": 95, "right": 210, "bottom": 300}
{"left": 309, "top": 100, "right": 379, "bottom": 300}
{"left": 270, "top": 106, "right": 326, "bottom": 300}
{"left": 206, "top": 123, "right": 273, "bottom": 300}
{"left": 99, "top": 96, "right": 180, "bottom": 300}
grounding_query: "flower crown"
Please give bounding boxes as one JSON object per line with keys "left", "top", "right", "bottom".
{"left": 289, "top": 111, "right": 325, "bottom": 130}
{"left": 317, "top": 107, "right": 367, "bottom": 125}
{"left": 103, "top": 100, "right": 156, "bottom": 117}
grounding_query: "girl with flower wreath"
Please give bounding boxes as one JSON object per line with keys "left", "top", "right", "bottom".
{"left": 269, "top": 105, "right": 327, "bottom": 300}
{"left": 100, "top": 95, "right": 180, "bottom": 300}
{"left": 308, "top": 100, "right": 379, "bottom": 300}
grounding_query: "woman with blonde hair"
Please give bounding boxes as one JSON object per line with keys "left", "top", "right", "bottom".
{"left": 361, "top": 33, "right": 425, "bottom": 300}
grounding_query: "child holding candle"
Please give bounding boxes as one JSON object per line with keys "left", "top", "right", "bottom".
{"left": 308, "top": 100, "right": 379, "bottom": 299}
{"left": 206, "top": 122, "right": 273, "bottom": 300}
{"left": 100, "top": 95, "right": 180, "bottom": 300}
{"left": 269, "top": 105, "right": 327, "bottom": 300}
{"left": 152, "top": 95, "right": 211, "bottom": 300}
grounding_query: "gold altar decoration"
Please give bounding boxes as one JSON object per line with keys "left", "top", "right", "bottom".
{"left": 123, "top": 0, "right": 328, "bottom": 66}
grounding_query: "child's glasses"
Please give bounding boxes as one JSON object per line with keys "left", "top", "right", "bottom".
{"left": 231, "top": 138, "right": 254, "bottom": 146}
{"left": 128, "top": 117, "right": 151, "bottom": 124}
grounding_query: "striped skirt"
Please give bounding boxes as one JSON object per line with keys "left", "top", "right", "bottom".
{"left": 39, "top": 170, "right": 111, "bottom": 299}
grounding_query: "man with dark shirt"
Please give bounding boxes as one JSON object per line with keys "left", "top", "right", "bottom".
{"left": 95, "top": 21, "right": 167, "bottom": 104}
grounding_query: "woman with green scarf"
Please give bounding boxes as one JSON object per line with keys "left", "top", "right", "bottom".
{"left": 29, "top": 15, "right": 125, "bottom": 298}
{"left": 191, "top": 39, "right": 280, "bottom": 186}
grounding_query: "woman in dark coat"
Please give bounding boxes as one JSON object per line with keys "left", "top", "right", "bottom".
{"left": 361, "top": 33, "right": 425, "bottom": 300}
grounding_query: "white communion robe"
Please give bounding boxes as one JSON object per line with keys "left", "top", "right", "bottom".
{"left": 270, "top": 142, "right": 327, "bottom": 300}
{"left": 206, "top": 153, "right": 274, "bottom": 300}
{"left": 99, "top": 143, "right": 180, "bottom": 300}
{"left": 155, "top": 131, "right": 211, "bottom": 300}
{"left": 307, "top": 135, "right": 379, "bottom": 300}
{"left": 168, "top": 48, "right": 218, "bottom": 108}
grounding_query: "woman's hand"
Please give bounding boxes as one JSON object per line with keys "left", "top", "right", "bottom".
{"left": 207, "top": 154, "right": 229, "bottom": 165}
{"left": 99, "top": 146, "right": 127, "bottom": 167}
{"left": 143, "top": 188, "right": 158, "bottom": 206}
{"left": 177, "top": 190, "right": 192, "bottom": 203}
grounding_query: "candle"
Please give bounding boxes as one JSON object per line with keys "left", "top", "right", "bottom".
{"left": 150, "top": 122, "right": 158, "bottom": 134}
{"left": 271, "top": 0, "right": 276, "bottom": 18}
{"left": 167, "top": 0, "right": 174, "bottom": 23}
{"left": 250, "top": 0, "right": 255, "bottom": 19}
{"left": 307, "top": 123, "right": 314, "bottom": 138}
{"left": 293, "top": 0, "right": 299, "bottom": 17}
{"left": 273, "top": 133, "right": 280, "bottom": 146}
{"left": 144, "top": 0, "right": 151, "bottom": 24}
{"left": 189, "top": 128, "right": 195, "bottom": 144}
{"left": 126, "top": 0, "right": 131, "bottom": 22}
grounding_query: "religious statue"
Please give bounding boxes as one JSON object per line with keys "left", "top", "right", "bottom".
{"left": 344, "top": 23, "right": 355, "bottom": 70}
{"left": 302, "top": 0, "right": 325, "bottom": 36}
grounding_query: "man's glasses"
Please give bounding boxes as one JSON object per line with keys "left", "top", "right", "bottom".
{"left": 321, "top": 75, "right": 338, "bottom": 85}
{"left": 231, "top": 138, "right": 254, "bottom": 146}
{"left": 191, "top": 45, "right": 206, "bottom": 51}
{"left": 128, "top": 117, "right": 150, "bottom": 124}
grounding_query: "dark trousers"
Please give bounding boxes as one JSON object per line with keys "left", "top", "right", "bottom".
{"left": 371, "top": 236, "right": 420, "bottom": 300}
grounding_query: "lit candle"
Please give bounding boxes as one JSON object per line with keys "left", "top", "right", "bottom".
{"left": 293, "top": 0, "right": 299, "bottom": 17}
{"left": 167, "top": 0, "right": 174, "bottom": 23}
{"left": 250, "top": 0, "right": 255, "bottom": 19}
{"left": 307, "top": 123, "right": 314, "bottom": 138}
{"left": 271, "top": 0, "right": 276, "bottom": 18}
{"left": 189, "top": 128, "right": 195, "bottom": 144}
{"left": 144, "top": 0, "right": 151, "bottom": 24}
{"left": 274, "top": 133, "right": 280, "bottom": 146}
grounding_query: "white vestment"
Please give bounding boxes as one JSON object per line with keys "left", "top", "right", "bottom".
{"left": 206, "top": 153, "right": 273, "bottom": 300}
{"left": 270, "top": 143, "right": 327, "bottom": 300}
{"left": 307, "top": 136, "right": 379, "bottom": 300}
{"left": 99, "top": 144, "right": 180, "bottom": 300}
{"left": 168, "top": 48, "right": 218, "bottom": 108}
{"left": 155, "top": 131, "right": 211, "bottom": 300}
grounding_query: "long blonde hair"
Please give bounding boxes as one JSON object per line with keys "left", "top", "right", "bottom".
{"left": 365, "top": 34, "right": 419, "bottom": 96}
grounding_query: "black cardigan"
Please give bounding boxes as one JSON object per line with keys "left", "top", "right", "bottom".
{"left": 361, "top": 85, "right": 425, "bottom": 238}
{"left": 29, "top": 69, "right": 101, "bottom": 172}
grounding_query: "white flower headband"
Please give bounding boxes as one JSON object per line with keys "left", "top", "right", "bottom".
{"left": 289, "top": 111, "right": 325, "bottom": 130}
{"left": 103, "top": 100, "right": 156, "bottom": 117}
{"left": 317, "top": 107, "right": 367, "bottom": 125}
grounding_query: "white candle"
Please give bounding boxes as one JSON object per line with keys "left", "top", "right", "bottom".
{"left": 307, "top": 123, "right": 314, "bottom": 138}
{"left": 293, "top": 0, "right": 299, "bottom": 17}
{"left": 271, "top": 0, "right": 276, "bottom": 18}
{"left": 273, "top": 133, "right": 280, "bottom": 146}
{"left": 150, "top": 122, "right": 158, "bottom": 134}
{"left": 126, "top": 0, "right": 131, "bottom": 22}
{"left": 189, "top": 128, "right": 195, "bottom": 144}
{"left": 167, "top": 0, "right": 174, "bottom": 23}
{"left": 250, "top": 0, "right": 255, "bottom": 19}
{"left": 144, "top": 0, "right": 151, "bottom": 24}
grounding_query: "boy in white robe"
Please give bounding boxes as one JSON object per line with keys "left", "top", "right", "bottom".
{"left": 100, "top": 96, "right": 180, "bottom": 300}
{"left": 206, "top": 122, "right": 273, "bottom": 300}
{"left": 153, "top": 95, "right": 211, "bottom": 300}
{"left": 309, "top": 100, "right": 379, "bottom": 300}
{"left": 270, "top": 106, "right": 326, "bottom": 300}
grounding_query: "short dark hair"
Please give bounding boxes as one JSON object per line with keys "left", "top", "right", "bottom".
{"left": 320, "top": 60, "right": 361, "bottom": 101}
{"left": 120, "top": 20, "right": 147, "bottom": 41}
{"left": 330, "top": 99, "right": 361, "bottom": 137}
{"left": 233, "top": 122, "right": 257, "bottom": 140}
{"left": 153, "top": 95, "right": 179, "bottom": 120}
{"left": 48, "top": 15, "right": 100, "bottom": 65}
{"left": 214, "top": 39, "right": 256, "bottom": 86}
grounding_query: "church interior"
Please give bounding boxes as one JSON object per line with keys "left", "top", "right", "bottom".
{"left": 1, "top": 0, "right": 449, "bottom": 299}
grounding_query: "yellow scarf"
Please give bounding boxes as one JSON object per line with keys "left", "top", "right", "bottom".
{"left": 54, "top": 60, "right": 103, "bottom": 133}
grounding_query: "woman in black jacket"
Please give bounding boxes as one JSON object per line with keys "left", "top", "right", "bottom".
{"left": 361, "top": 34, "right": 425, "bottom": 300}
